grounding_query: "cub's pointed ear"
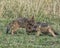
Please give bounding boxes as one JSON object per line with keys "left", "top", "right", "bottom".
{"left": 31, "top": 16, "right": 34, "bottom": 20}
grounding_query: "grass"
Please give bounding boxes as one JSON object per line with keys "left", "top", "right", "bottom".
{"left": 0, "top": 32, "right": 60, "bottom": 48}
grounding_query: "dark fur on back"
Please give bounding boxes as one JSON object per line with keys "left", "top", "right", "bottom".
{"left": 36, "top": 22, "right": 48, "bottom": 27}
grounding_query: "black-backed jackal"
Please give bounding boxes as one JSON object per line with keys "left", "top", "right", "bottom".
{"left": 26, "top": 22, "right": 58, "bottom": 37}
{"left": 6, "top": 16, "right": 35, "bottom": 35}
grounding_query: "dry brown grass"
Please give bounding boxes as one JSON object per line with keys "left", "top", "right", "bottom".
{"left": 0, "top": 0, "right": 60, "bottom": 18}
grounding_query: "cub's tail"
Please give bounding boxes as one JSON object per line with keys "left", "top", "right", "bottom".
{"left": 6, "top": 24, "right": 10, "bottom": 34}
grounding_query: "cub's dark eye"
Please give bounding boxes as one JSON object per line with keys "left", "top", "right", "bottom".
{"left": 29, "top": 27, "right": 31, "bottom": 29}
